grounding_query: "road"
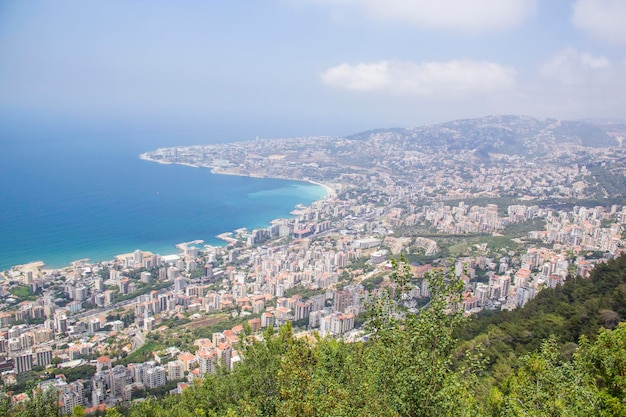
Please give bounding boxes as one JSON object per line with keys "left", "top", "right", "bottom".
{"left": 130, "top": 330, "right": 146, "bottom": 353}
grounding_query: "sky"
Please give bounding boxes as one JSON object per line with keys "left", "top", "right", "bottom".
{"left": 1, "top": 0, "right": 625, "bottom": 139}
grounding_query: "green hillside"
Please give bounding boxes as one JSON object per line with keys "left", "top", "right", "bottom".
{"left": 5, "top": 255, "right": 626, "bottom": 417}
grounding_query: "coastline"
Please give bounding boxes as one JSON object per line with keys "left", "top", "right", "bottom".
{"left": 140, "top": 150, "right": 336, "bottom": 230}
{"left": 140, "top": 152, "right": 337, "bottom": 199}
{"left": 1, "top": 154, "right": 333, "bottom": 274}
{"left": 188, "top": 161, "right": 335, "bottom": 243}
{"left": 210, "top": 166, "right": 335, "bottom": 199}
{"left": 304, "top": 179, "right": 336, "bottom": 200}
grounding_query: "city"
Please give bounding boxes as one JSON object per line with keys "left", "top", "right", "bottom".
{"left": 2, "top": 115, "right": 626, "bottom": 412}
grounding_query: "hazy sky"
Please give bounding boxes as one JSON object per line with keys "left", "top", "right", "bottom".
{"left": 1, "top": 0, "right": 625, "bottom": 138}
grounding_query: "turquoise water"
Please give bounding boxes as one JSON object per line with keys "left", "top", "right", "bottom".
{"left": 0, "top": 126, "right": 326, "bottom": 270}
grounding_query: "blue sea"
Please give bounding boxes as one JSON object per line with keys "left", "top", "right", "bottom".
{"left": 0, "top": 124, "right": 326, "bottom": 271}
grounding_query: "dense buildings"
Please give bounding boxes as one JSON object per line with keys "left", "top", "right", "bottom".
{"left": 2, "top": 116, "right": 626, "bottom": 409}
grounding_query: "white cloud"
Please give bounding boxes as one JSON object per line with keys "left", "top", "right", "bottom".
{"left": 304, "top": 0, "right": 536, "bottom": 31}
{"left": 579, "top": 52, "right": 611, "bottom": 69}
{"left": 541, "top": 48, "right": 612, "bottom": 86}
{"left": 572, "top": 0, "right": 626, "bottom": 45}
{"left": 321, "top": 60, "right": 516, "bottom": 97}
{"left": 531, "top": 48, "right": 626, "bottom": 120}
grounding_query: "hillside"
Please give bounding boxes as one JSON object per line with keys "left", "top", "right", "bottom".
{"left": 462, "top": 253, "right": 626, "bottom": 348}
{"left": 348, "top": 115, "right": 619, "bottom": 156}
{"left": 125, "top": 255, "right": 626, "bottom": 416}
{"left": 456, "top": 252, "right": 626, "bottom": 387}
{"left": 7, "top": 254, "right": 626, "bottom": 417}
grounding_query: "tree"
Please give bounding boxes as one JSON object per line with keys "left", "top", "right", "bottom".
{"left": 577, "top": 323, "right": 626, "bottom": 415}
{"left": 364, "top": 262, "right": 481, "bottom": 417}
{"left": 104, "top": 408, "right": 125, "bottom": 417}
{"left": 489, "top": 337, "right": 602, "bottom": 417}
{"left": 72, "top": 405, "right": 86, "bottom": 417}
{"left": 7, "top": 388, "right": 60, "bottom": 417}
{"left": 0, "top": 392, "right": 11, "bottom": 417}
{"left": 389, "top": 255, "right": 412, "bottom": 302}
{"left": 276, "top": 337, "right": 316, "bottom": 417}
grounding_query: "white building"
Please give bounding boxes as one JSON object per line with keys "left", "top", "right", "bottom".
{"left": 144, "top": 366, "right": 166, "bottom": 389}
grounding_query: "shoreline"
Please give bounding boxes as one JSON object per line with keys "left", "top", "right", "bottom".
{"left": 304, "top": 179, "right": 336, "bottom": 200}
{"left": 140, "top": 152, "right": 337, "bottom": 199}
{"left": 1, "top": 155, "right": 334, "bottom": 274}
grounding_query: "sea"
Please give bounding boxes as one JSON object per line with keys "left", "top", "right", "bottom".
{"left": 0, "top": 124, "right": 327, "bottom": 271}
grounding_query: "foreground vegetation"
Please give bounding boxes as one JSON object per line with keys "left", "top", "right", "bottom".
{"left": 4, "top": 255, "right": 626, "bottom": 416}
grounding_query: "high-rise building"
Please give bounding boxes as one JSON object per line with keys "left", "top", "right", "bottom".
{"left": 140, "top": 272, "right": 152, "bottom": 284}
{"left": 144, "top": 366, "right": 166, "bottom": 389}
{"left": 174, "top": 277, "right": 186, "bottom": 292}
{"left": 88, "top": 318, "right": 101, "bottom": 334}
{"left": 20, "top": 332, "right": 34, "bottom": 349}
{"left": 74, "top": 285, "right": 89, "bottom": 301}
{"left": 204, "top": 264, "right": 213, "bottom": 280}
{"left": 333, "top": 290, "right": 351, "bottom": 313}
{"left": 133, "top": 250, "right": 143, "bottom": 265}
{"left": 35, "top": 347, "right": 53, "bottom": 367}
{"left": 94, "top": 278, "right": 105, "bottom": 292}
{"left": 216, "top": 343, "right": 233, "bottom": 371}
{"left": 94, "top": 293, "right": 105, "bottom": 307}
{"left": 294, "top": 301, "right": 311, "bottom": 321}
{"left": 15, "top": 352, "right": 33, "bottom": 373}
{"left": 54, "top": 314, "right": 68, "bottom": 334}
{"left": 118, "top": 278, "right": 129, "bottom": 294}
{"left": 167, "top": 267, "right": 179, "bottom": 280}
{"left": 197, "top": 350, "right": 217, "bottom": 375}
{"left": 91, "top": 373, "right": 108, "bottom": 406}
{"left": 33, "top": 328, "right": 54, "bottom": 344}
{"left": 167, "top": 360, "right": 184, "bottom": 381}
{"left": 110, "top": 365, "right": 128, "bottom": 398}
{"left": 104, "top": 290, "right": 114, "bottom": 305}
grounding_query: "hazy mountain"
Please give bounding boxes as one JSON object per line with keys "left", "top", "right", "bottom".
{"left": 347, "top": 115, "right": 619, "bottom": 157}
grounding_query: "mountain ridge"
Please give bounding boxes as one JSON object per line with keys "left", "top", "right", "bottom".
{"left": 346, "top": 115, "right": 618, "bottom": 156}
